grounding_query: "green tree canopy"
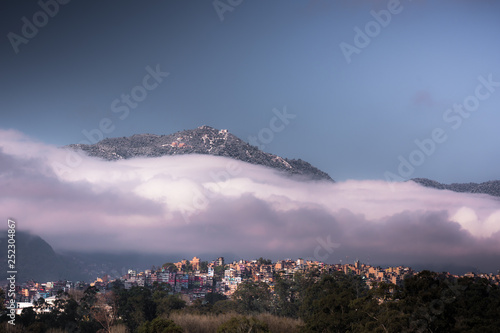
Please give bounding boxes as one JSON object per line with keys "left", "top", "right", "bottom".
{"left": 232, "top": 281, "right": 271, "bottom": 314}
{"left": 257, "top": 257, "right": 272, "bottom": 265}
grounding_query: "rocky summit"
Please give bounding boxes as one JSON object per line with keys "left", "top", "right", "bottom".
{"left": 66, "top": 125, "right": 333, "bottom": 181}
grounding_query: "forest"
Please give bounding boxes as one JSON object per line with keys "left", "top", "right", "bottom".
{"left": 1, "top": 270, "right": 500, "bottom": 332}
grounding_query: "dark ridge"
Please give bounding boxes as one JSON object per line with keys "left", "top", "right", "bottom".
{"left": 0, "top": 231, "right": 89, "bottom": 283}
{"left": 411, "top": 178, "right": 500, "bottom": 198}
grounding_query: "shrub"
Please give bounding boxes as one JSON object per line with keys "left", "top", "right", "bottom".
{"left": 138, "top": 317, "right": 183, "bottom": 333}
{"left": 217, "top": 316, "right": 269, "bottom": 333}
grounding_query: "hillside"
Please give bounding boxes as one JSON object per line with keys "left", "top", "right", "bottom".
{"left": 411, "top": 178, "right": 500, "bottom": 197}
{"left": 66, "top": 125, "right": 333, "bottom": 181}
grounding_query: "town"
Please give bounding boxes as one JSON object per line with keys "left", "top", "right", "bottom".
{"left": 4, "top": 256, "right": 500, "bottom": 314}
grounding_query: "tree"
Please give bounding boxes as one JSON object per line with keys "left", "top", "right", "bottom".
{"left": 154, "top": 293, "right": 185, "bottom": 317}
{"left": 200, "top": 261, "right": 209, "bottom": 273}
{"left": 232, "top": 281, "right": 271, "bottom": 314}
{"left": 205, "top": 292, "right": 227, "bottom": 305}
{"left": 162, "top": 263, "right": 178, "bottom": 272}
{"left": 19, "top": 307, "right": 37, "bottom": 328}
{"left": 34, "top": 297, "right": 48, "bottom": 313}
{"left": 49, "top": 290, "right": 79, "bottom": 331}
{"left": 272, "top": 274, "right": 300, "bottom": 317}
{"left": 397, "top": 271, "right": 458, "bottom": 332}
{"left": 214, "top": 265, "right": 226, "bottom": 279}
{"left": 116, "top": 286, "right": 156, "bottom": 332}
{"left": 0, "top": 288, "right": 5, "bottom": 312}
{"left": 78, "top": 286, "right": 98, "bottom": 317}
{"left": 109, "top": 280, "right": 125, "bottom": 291}
{"left": 349, "top": 282, "right": 408, "bottom": 333}
{"left": 185, "top": 260, "right": 192, "bottom": 272}
{"left": 91, "top": 292, "right": 119, "bottom": 333}
{"left": 257, "top": 257, "right": 272, "bottom": 265}
{"left": 212, "top": 300, "right": 239, "bottom": 315}
{"left": 77, "top": 286, "right": 102, "bottom": 333}
{"left": 181, "top": 298, "right": 214, "bottom": 316}
{"left": 299, "top": 271, "right": 369, "bottom": 332}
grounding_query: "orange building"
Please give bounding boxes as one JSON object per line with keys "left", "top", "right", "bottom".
{"left": 191, "top": 256, "right": 201, "bottom": 271}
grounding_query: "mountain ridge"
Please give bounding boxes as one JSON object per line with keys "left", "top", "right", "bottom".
{"left": 66, "top": 125, "right": 333, "bottom": 181}
{"left": 0, "top": 231, "right": 177, "bottom": 283}
{"left": 411, "top": 178, "right": 500, "bottom": 198}
{"left": 0, "top": 231, "right": 89, "bottom": 282}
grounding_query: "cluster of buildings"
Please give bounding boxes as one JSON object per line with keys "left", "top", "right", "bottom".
{"left": 4, "top": 280, "right": 89, "bottom": 315}
{"left": 4, "top": 257, "right": 500, "bottom": 312}
{"left": 117, "top": 257, "right": 500, "bottom": 300}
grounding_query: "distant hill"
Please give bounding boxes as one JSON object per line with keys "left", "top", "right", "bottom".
{"left": 0, "top": 231, "right": 88, "bottom": 283}
{"left": 0, "top": 231, "right": 244, "bottom": 284}
{"left": 411, "top": 178, "right": 500, "bottom": 197}
{"left": 66, "top": 125, "right": 333, "bottom": 181}
{"left": 0, "top": 231, "right": 177, "bottom": 283}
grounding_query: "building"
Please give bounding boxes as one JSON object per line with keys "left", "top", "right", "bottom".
{"left": 191, "top": 257, "right": 201, "bottom": 271}
{"left": 216, "top": 257, "right": 225, "bottom": 267}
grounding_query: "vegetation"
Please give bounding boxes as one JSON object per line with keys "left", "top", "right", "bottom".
{"left": 232, "top": 281, "right": 271, "bottom": 313}
{"left": 137, "top": 317, "right": 183, "bottom": 333}
{"left": 1, "top": 270, "right": 499, "bottom": 332}
{"left": 256, "top": 258, "right": 272, "bottom": 266}
{"left": 162, "top": 263, "right": 178, "bottom": 272}
{"left": 168, "top": 312, "right": 302, "bottom": 333}
{"left": 217, "top": 316, "right": 269, "bottom": 333}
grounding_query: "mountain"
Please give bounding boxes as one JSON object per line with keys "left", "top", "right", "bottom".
{"left": 66, "top": 125, "right": 333, "bottom": 181}
{"left": 411, "top": 178, "right": 500, "bottom": 198}
{"left": 0, "top": 231, "right": 88, "bottom": 283}
{"left": 0, "top": 231, "right": 179, "bottom": 283}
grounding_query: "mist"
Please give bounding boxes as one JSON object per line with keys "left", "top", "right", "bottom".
{"left": 1, "top": 129, "right": 499, "bottom": 272}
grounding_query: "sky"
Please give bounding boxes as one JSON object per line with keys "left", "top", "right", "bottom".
{"left": 1, "top": 0, "right": 500, "bottom": 273}
{"left": 1, "top": 0, "right": 499, "bottom": 182}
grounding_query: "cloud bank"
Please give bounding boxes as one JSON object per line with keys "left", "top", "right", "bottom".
{"left": 1, "top": 129, "right": 499, "bottom": 272}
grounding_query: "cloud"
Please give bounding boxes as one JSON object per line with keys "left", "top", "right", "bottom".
{"left": 1, "top": 129, "right": 499, "bottom": 272}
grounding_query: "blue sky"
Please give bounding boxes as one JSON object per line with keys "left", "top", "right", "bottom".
{"left": 2, "top": 1, "right": 500, "bottom": 272}
{"left": 1, "top": 0, "right": 500, "bottom": 183}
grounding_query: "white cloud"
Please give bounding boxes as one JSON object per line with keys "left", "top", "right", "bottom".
{"left": 1, "top": 129, "right": 499, "bottom": 271}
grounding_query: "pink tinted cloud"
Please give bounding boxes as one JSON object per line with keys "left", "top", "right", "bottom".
{"left": 1, "top": 129, "right": 499, "bottom": 271}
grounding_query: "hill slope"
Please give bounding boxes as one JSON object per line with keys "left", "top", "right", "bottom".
{"left": 66, "top": 125, "right": 333, "bottom": 181}
{"left": 411, "top": 178, "right": 500, "bottom": 197}
{"left": 0, "top": 231, "right": 88, "bottom": 282}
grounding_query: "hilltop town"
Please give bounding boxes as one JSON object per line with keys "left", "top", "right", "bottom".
{"left": 5, "top": 256, "right": 500, "bottom": 310}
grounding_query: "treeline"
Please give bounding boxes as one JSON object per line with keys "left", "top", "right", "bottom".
{"left": 1, "top": 270, "right": 500, "bottom": 332}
